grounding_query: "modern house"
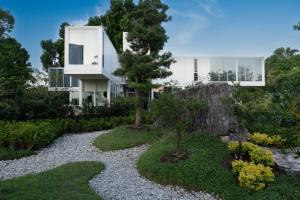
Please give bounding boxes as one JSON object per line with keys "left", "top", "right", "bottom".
{"left": 48, "top": 26, "right": 265, "bottom": 107}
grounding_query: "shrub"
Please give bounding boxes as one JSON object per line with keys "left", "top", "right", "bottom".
{"left": 249, "top": 148, "right": 275, "bottom": 166}
{"left": 248, "top": 132, "right": 286, "bottom": 147}
{"left": 0, "top": 116, "right": 135, "bottom": 153}
{"left": 232, "top": 160, "right": 247, "bottom": 175}
{"left": 228, "top": 141, "right": 259, "bottom": 155}
{"left": 228, "top": 141, "right": 239, "bottom": 154}
{"left": 238, "top": 162, "right": 275, "bottom": 191}
{"left": 228, "top": 141, "right": 275, "bottom": 166}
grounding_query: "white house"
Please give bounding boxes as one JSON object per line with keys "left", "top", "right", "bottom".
{"left": 48, "top": 26, "right": 265, "bottom": 107}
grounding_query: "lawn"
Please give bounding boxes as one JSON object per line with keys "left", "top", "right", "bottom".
{"left": 0, "top": 161, "right": 104, "bottom": 200}
{"left": 137, "top": 133, "right": 300, "bottom": 200}
{"left": 93, "top": 126, "right": 161, "bottom": 151}
{"left": 0, "top": 147, "right": 34, "bottom": 161}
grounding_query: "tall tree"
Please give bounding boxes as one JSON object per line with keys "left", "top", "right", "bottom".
{"left": 0, "top": 8, "right": 14, "bottom": 38}
{"left": 87, "top": 0, "right": 134, "bottom": 53}
{"left": 113, "top": 0, "right": 174, "bottom": 128}
{"left": 40, "top": 22, "right": 69, "bottom": 71}
{"left": 0, "top": 9, "right": 33, "bottom": 119}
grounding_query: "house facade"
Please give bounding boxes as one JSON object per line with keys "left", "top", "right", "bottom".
{"left": 48, "top": 26, "right": 265, "bottom": 107}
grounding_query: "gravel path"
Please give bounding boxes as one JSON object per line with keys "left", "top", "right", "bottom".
{"left": 0, "top": 131, "right": 217, "bottom": 200}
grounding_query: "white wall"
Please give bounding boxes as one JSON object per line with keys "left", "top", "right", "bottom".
{"left": 102, "top": 30, "right": 121, "bottom": 83}
{"left": 64, "top": 26, "right": 103, "bottom": 75}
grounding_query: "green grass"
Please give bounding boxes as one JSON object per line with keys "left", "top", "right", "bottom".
{"left": 137, "top": 133, "right": 300, "bottom": 200}
{"left": 0, "top": 147, "right": 34, "bottom": 161}
{"left": 0, "top": 161, "right": 104, "bottom": 200}
{"left": 93, "top": 126, "right": 161, "bottom": 151}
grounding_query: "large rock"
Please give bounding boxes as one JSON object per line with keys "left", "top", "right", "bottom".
{"left": 178, "top": 83, "right": 238, "bottom": 136}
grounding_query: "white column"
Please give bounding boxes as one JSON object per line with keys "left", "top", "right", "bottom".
{"left": 107, "top": 80, "right": 111, "bottom": 104}
{"left": 93, "top": 82, "right": 96, "bottom": 106}
{"left": 79, "top": 80, "right": 83, "bottom": 107}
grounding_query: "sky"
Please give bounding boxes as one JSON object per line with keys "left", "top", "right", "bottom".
{"left": 1, "top": 0, "right": 300, "bottom": 71}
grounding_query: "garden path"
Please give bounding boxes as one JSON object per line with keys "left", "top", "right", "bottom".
{"left": 0, "top": 131, "right": 217, "bottom": 200}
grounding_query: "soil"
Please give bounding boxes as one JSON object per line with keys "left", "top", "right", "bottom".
{"left": 160, "top": 149, "right": 190, "bottom": 164}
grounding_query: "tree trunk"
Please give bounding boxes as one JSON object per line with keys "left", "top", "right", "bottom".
{"left": 176, "top": 129, "right": 181, "bottom": 150}
{"left": 135, "top": 89, "right": 142, "bottom": 128}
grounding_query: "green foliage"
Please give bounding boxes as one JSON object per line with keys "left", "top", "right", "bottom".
{"left": 228, "top": 141, "right": 275, "bottom": 166}
{"left": 0, "top": 147, "right": 33, "bottom": 160}
{"left": 112, "top": 0, "right": 174, "bottom": 128}
{"left": 93, "top": 126, "right": 161, "bottom": 151}
{"left": 237, "top": 162, "right": 275, "bottom": 191}
{"left": 40, "top": 22, "right": 69, "bottom": 70}
{"left": 87, "top": 0, "right": 134, "bottom": 53}
{"left": 248, "top": 132, "right": 286, "bottom": 147}
{"left": 0, "top": 8, "right": 14, "bottom": 37}
{"left": 150, "top": 93, "right": 207, "bottom": 149}
{"left": 138, "top": 133, "right": 300, "bottom": 199}
{"left": 233, "top": 47, "right": 300, "bottom": 147}
{"left": 0, "top": 116, "right": 134, "bottom": 159}
{"left": 0, "top": 161, "right": 104, "bottom": 200}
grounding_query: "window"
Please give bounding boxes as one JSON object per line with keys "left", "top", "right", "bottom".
{"left": 49, "top": 68, "right": 63, "bottom": 87}
{"left": 69, "top": 44, "right": 83, "bottom": 64}
{"left": 71, "top": 76, "right": 79, "bottom": 87}
{"left": 63, "top": 74, "right": 70, "bottom": 87}
{"left": 237, "top": 58, "right": 262, "bottom": 82}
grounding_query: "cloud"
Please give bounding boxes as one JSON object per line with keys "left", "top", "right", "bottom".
{"left": 169, "top": 0, "right": 223, "bottom": 45}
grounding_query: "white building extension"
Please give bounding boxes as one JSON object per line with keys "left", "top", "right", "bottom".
{"left": 48, "top": 26, "right": 265, "bottom": 107}
{"left": 154, "top": 56, "right": 265, "bottom": 88}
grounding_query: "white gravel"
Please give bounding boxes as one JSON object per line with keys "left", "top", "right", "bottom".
{"left": 0, "top": 131, "right": 217, "bottom": 200}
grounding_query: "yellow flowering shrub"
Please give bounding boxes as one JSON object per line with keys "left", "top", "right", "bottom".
{"left": 228, "top": 141, "right": 239, "bottom": 154}
{"left": 238, "top": 162, "right": 275, "bottom": 191}
{"left": 242, "top": 142, "right": 259, "bottom": 153}
{"left": 248, "top": 132, "right": 286, "bottom": 147}
{"left": 228, "top": 141, "right": 259, "bottom": 155}
{"left": 249, "top": 148, "right": 275, "bottom": 166}
{"left": 232, "top": 160, "right": 247, "bottom": 175}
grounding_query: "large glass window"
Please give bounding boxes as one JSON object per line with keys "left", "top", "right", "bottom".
{"left": 237, "top": 58, "right": 262, "bottom": 82}
{"left": 210, "top": 58, "right": 236, "bottom": 82}
{"left": 49, "top": 68, "right": 64, "bottom": 87}
{"left": 69, "top": 44, "right": 83, "bottom": 64}
{"left": 71, "top": 76, "right": 79, "bottom": 87}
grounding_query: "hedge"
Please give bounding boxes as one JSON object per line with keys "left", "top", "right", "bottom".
{"left": 0, "top": 116, "right": 135, "bottom": 151}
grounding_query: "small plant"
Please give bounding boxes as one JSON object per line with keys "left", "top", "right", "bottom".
{"left": 249, "top": 148, "right": 275, "bottom": 166}
{"left": 248, "top": 132, "right": 286, "bottom": 147}
{"left": 237, "top": 162, "right": 275, "bottom": 191}
{"left": 232, "top": 160, "right": 247, "bottom": 175}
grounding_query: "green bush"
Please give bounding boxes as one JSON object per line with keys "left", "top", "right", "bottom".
{"left": 0, "top": 116, "right": 135, "bottom": 155}
{"left": 248, "top": 132, "right": 286, "bottom": 147}
{"left": 228, "top": 141, "right": 275, "bottom": 166}
{"left": 237, "top": 162, "right": 275, "bottom": 191}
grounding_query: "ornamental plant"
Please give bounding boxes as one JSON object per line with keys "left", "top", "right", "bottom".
{"left": 248, "top": 132, "right": 286, "bottom": 147}
{"left": 249, "top": 148, "right": 275, "bottom": 166}
{"left": 237, "top": 162, "right": 275, "bottom": 191}
{"left": 228, "top": 141, "right": 275, "bottom": 166}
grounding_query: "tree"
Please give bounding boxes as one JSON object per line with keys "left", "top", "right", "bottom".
{"left": 151, "top": 92, "right": 206, "bottom": 153}
{"left": 87, "top": 0, "right": 134, "bottom": 53}
{"left": 0, "top": 8, "right": 14, "bottom": 38}
{"left": 0, "top": 9, "right": 33, "bottom": 119}
{"left": 113, "top": 0, "right": 174, "bottom": 128}
{"left": 294, "top": 21, "right": 300, "bottom": 31}
{"left": 40, "top": 22, "right": 69, "bottom": 71}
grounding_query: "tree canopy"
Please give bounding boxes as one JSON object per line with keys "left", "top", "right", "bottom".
{"left": 113, "top": 0, "right": 174, "bottom": 128}
{"left": 87, "top": 0, "right": 134, "bottom": 53}
{"left": 0, "top": 8, "right": 14, "bottom": 38}
{"left": 40, "top": 22, "right": 69, "bottom": 71}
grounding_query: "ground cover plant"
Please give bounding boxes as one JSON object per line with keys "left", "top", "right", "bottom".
{"left": 138, "top": 133, "right": 300, "bottom": 200}
{"left": 93, "top": 125, "right": 161, "bottom": 151}
{"left": 0, "top": 161, "right": 104, "bottom": 200}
